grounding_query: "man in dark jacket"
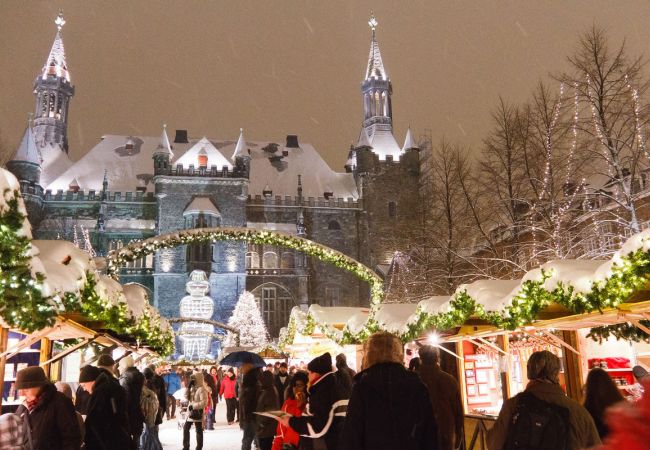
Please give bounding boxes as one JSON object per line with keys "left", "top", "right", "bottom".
{"left": 334, "top": 353, "right": 356, "bottom": 398}
{"left": 239, "top": 363, "right": 262, "bottom": 450}
{"left": 418, "top": 345, "right": 463, "bottom": 450}
{"left": 79, "top": 365, "right": 131, "bottom": 450}
{"left": 274, "top": 362, "right": 291, "bottom": 401}
{"left": 282, "top": 352, "right": 347, "bottom": 450}
{"left": 145, "top": 365, "right": 167, "bottom": 425}
{"left": 15, "top": 366, "right": 81, "bottom": 450}
{"left": 119, "top": 366, "right": 145, "bottom": 450}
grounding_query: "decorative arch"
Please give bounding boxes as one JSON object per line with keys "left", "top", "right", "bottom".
{"left": 107, "top": 227, "right": 384, "bottom": 305}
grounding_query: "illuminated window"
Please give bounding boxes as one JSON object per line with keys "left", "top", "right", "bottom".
{"left": 198, "top": 154, "right": 208, "bottom": 168}
{"left": 246, "top": 251, "right": 260, "bottom": 269}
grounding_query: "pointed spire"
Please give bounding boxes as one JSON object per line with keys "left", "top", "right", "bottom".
{"left": 402, "top": 126, "right": 418, "bottom": 151}
{"left": 365, "top": 13, "right": 387, "bottom": 81}
{"left": 42, "top": 11, "right": 71, "bottom": 83}
{"left": 154, "top": 123, "right": 174, "bottom": 158}
{"left": 13, "top": 114, "right": 41, "bottom": 164}
{"left": 233, "top": 128, "right": 248, "bottom": 159}
{"left": 356, "top": 127, "right": 372, "bottom": 149}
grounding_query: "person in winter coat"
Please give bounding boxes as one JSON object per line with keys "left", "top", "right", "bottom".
{"left": 209, "top": 366, "right": 220, "bottom": 425}
{"left": 183, "top": 371, "right": 208, "bottom": 450}
{"left": 334, "top": 353, "right": 356, "bottom": 398}
{"left": 163, "top": 368, "right": 182, "bottom": 420}
{"left": 274, "top": 362, "right": 292, "bottom": 401}
{"left": 55, "top": 382, "right": 85, "bottom": 442}
{"left": 14, "top": 366, "right": 81, "bottom": 450}
{"left": 280, "top": 352, "right": 347, "bottom": 450}
{"left": 220, "top": 368, "right": 238, "bottom": 424}
{"left": 272, "top": 371, "right": 308, "bottom": 450}
{"left": 144, "top": 365, "right": 167, "bottom": 425}
{"left": 417, "top": 345, "right": 464, "bottom": 450}
{"left": 120, "top": 367, "right": 146, "bottom": 450}
{"left": 202, "top": 369, "right": 216, "bottom": 430}
{"left": 239, "top": 364, "right": 262, "bottom": 450}
{"left": 583, "top": 368, "right": 624, "bottom": 440}
{"left": 79, "top": 365, "right": 131, "bottom": 450}
{"left": 487, "top": 350, "right": 601, "bottom": 450}
{"left": 256, "top": 370, "right": 281, "bottom": 450}
{"left": 340, "top": 332, "right": 438, "bottom": 450}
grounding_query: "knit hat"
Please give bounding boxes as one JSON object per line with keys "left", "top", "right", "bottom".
{"left": 79, "top": 365, "right": 101, "bottom": 383}
{"left": 307, "top": 352, "right": 332, "bottom": 375}
{"left": 15, "top": 366, "right": 48, "bottom": 389}
{"left": 97, "top": 354, "right": 115, "bottom": 367}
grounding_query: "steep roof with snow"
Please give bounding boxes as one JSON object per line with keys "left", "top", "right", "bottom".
{"left": 183, "top": 197, "right": 221, "bottom": 216}
{"left": 13, "top": 126, "right": 41, "bottom": 165}
{"left": 369, "top": 128, "right": 402, "bottom": 160}
{"left": 45, "top": 133, "right": 359, "bottom": 199}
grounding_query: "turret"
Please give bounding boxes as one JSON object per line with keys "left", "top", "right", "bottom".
{"left": 233, "top": 128, "right": 251, "bottom": 178}
{"left": 33, "top": 12, "right": 74, "bottom": 153}
{"left": 153, "top": 124, "right": 174, "bottom": 175}
{"left": 6, "top": 115, "right": 42, "bottom": 189}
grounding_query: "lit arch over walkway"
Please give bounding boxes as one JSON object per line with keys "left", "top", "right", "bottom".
{"left": 106, "top": 227, "right": 384, "bottom": 305}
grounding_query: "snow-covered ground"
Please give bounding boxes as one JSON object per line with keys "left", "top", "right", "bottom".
{"left": 159, "top": 400, "right": 243, "bottom": 450}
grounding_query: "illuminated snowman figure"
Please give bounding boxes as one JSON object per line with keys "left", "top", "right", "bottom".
{"left": 179, "top": 270, "right": 215, "bottom": 359}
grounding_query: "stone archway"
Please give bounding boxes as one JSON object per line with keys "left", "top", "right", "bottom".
{"left": 106, "top": 227, "right": 384, "bottom": 304}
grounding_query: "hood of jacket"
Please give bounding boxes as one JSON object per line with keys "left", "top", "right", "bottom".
{"left": 192, "top": 372, "right": 204, "bottom": 388}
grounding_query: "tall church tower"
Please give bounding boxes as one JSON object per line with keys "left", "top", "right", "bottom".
{"left": 353, "top": 14, "right": 421, "bottom": 270}
{"left": 33, "top": 12, "right": 74, "bottom": 153}
{"left": 362, "top": 14, "right": 393, "bottom": 137}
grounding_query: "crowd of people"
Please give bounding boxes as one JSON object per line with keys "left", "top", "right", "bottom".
{"left": 2, "top": 331, "right": 650, "bottom": 450}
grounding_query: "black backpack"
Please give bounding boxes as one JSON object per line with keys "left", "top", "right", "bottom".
{"left": 504, "top": 391, "right": 570, "bottom": 450}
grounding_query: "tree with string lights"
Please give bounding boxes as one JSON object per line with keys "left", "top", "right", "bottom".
{"left": 223, "top": 290, "right": 269, "bottom": 348}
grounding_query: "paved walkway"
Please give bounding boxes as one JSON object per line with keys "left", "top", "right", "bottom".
{"left": 159, "top": 400, "right": 243, "bottom": 450}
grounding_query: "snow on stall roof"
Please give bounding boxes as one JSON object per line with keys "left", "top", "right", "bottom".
{"left": 458, "top": 279, "right": 521, "bottom": 312}
{"left": 45, "top": 133, "right": 359, "bottom": 200}
{"left": 539, "top": 259, "right": 606, "bottom": 294}
{"left": 308, "top": 305, "right": 369, "bottom": 326}
{"left": 418, "top": 296, "right": 453, "bottom": 315}
{"left": 122, "top": 283, "right": 150, "bottom": 318}
{"left": 0, "top": 168, "right": 32, "bottom": 238}
{"left": 32, "top": 240, "right": 94, "bottom": 297}
{"left": 95, "top": 275, "right": 126, "bottom": 307}
{"left": 374, "top": 303, "right": 419, "bottom": 334}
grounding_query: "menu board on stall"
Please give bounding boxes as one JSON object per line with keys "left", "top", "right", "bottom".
{"left": 464, "top": 354, "right": 498, "bottom": 406}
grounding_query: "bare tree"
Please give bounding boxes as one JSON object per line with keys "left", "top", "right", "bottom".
{"left": 563, "top": 26, "right": 650, "bottom": 241}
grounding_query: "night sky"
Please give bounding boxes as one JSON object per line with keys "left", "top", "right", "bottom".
{"left": 2, "top": 1, "right": 650, "bottom": 169}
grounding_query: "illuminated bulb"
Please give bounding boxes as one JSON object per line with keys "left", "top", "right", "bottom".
{"left": 427, "top": 333, "right": 440, "bottom": 346}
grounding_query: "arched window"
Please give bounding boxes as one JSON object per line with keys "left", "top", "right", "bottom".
{"left": 246, "top": 251, "right": 260, "bottom": 269}
{"left": 381, "top": 92, "right": 387, "bottom": 116}
{"left": 251, "top": 283, "right": 296, "bottom": 338}
{"left": 263, "top": 251, "right": 278, "bottom": 269}
{"left": 280, "top": 252, "right": 294, "bottom": 269}
{"left": 328, "top": 220, "right": 341, "bottom": 230}
{"left": 374, "top": 92, "right": 381, "bottom": 117}
{"left": 388, "top": 201, "right": 397, "bottom": 218}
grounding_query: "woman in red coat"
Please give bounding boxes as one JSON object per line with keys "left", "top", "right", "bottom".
{"left": 272, "top": 371, "right": 308, "bottom": 450}
{"left": 219, "top": 368, "right": 238, "bottom": 425}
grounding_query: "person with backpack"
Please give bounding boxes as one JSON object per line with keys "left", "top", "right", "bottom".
{"left": 487, "top": 350, "right": 601, "bottom": 450}
{"left": 12, "top": 366, "right": 81, "bottom": 450}
{"left": 140, "top": 380, "right": 162, "bottom": 450}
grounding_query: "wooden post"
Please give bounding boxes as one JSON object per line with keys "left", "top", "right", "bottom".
{"left": 561, "top": 331, "right": 583, "bottom": 402}
{"left": 40, "top": 338, "right": 52, "bottom": 379}
{"left": 0, "top": 327, "right": 8, "bottom": 409}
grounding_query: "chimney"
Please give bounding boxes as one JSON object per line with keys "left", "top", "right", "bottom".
{"left": 286, "top": 135, "right": 299, "bottom": 148}
{"left": 174, "top": 129, "right": 189, "bottom": 143}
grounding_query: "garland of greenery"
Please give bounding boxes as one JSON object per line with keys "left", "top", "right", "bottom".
{"left": 587, "top": 321, "right": 650, "bottom": 343}
{"left": 106, "top": 228, "right": 384, "bottom": 305}
{"left": 0, "top": 189, "right": 53, "bottom": 331}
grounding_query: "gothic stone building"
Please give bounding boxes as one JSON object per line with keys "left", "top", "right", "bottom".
{"left": 6, "top": 14, "right": 421, "bottom": 346}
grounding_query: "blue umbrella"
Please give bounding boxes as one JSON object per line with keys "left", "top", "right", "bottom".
{"left": 220, "top": 351, "right": 266, "bottom": 368}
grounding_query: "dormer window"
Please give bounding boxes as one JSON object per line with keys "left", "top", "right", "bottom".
{"left": 263, "top": 184, "right": 273, "bottom": 198}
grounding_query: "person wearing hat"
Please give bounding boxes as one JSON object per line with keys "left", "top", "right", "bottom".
{"left": 14, "top": 366, "right": 82, "bottom": 450}
{"left": 487, "top": 350, "right": 601, "bottom": 450}
{"left": 79, "top": 365, "right": 131, "bottom": 450}
{"left": 97, "top": 353, "right": 116, "bottom": 376}
{"left": 280, "top": 352, "right": 347, "bottom": 450}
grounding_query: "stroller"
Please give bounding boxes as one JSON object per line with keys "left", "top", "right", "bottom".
{"left": 174, "top": 388, "right": 189, "bottom": 430}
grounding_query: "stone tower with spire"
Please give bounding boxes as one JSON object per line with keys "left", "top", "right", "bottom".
{"left": 352, "top": 14, "right": 422, "bottom": 270}
{"left": 33, "top": 12, "right": 74, "bottom": 153}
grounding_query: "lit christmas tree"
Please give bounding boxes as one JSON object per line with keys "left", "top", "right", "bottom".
{"left": 224, "top": 290, "right": 269, "bottom": 348}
